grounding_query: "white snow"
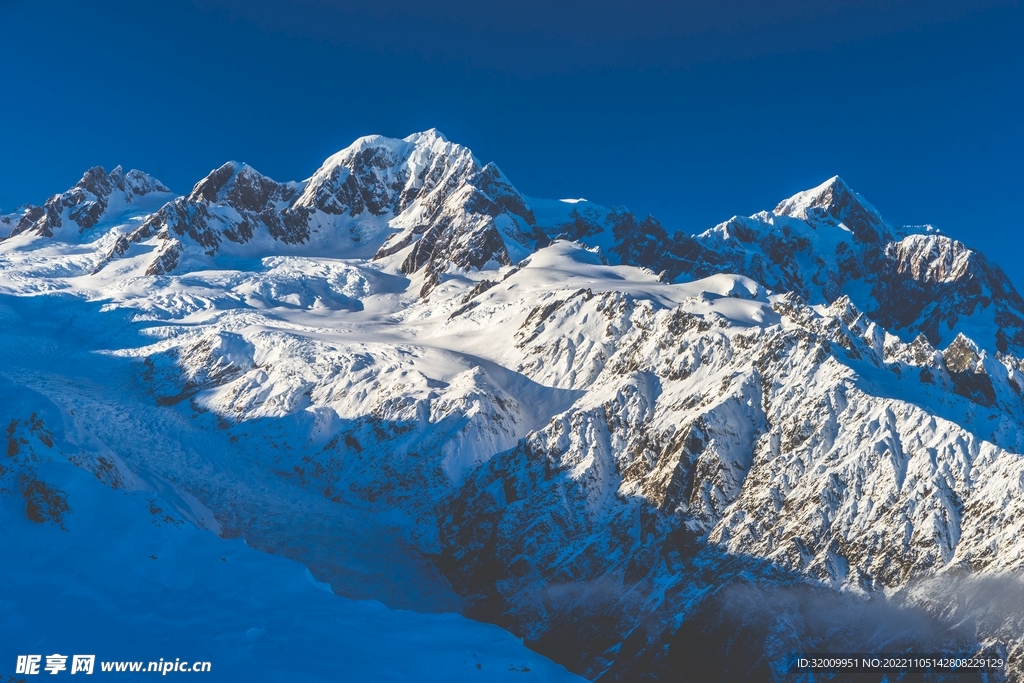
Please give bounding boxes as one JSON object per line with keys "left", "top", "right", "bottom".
{"left": 0, "top": 380, "right": 583, "bottom": 683}
{"left": 4, "top": 142, "right": 1024, "bottom": 679}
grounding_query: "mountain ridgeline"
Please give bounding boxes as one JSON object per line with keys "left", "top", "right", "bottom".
{"left": 2, "top": 130, "right": 1024, "bottom": 681}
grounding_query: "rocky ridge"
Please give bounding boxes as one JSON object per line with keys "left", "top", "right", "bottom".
{"left": 1, "top": 165, "right": 171, "bottom": 240}
{"left": 7, "top": 136, "right": 1022, "bottom": 361}
{"left": 533, "top": 176, "right": 1024, "bottom": 359}
{"left": 96, "top": 130, "right": 541, "bottom": 291}
{"left": 2, "top": 131, "right": 1023, "bottom": 681}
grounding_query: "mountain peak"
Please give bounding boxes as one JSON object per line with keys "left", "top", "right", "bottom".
{"left": 2, "top": 165, "right": 171, "bottom": 240}
{"left": 774, "top": 175, "right": 853, "bottom": 216}
{"left": 774, "top": 175, "right": 887, "bottom": 243}
{"left": 404, "top": 128, "right": 449, "bottom": 144}
{"left": 307, "top": 130, "right": 468, "bottom": 195}
{"left": 326, "top": 130, "right": 449, "bottom": 163}
{"left": 187, "top": 161, "right": 272, "bottom": 204}
{"left": 111, "top": 130, "right": 505, "bottom": 279}
{"left": 71, "top": 165, "right": 169, "bottom": 199}
{"left": 123, "top": 168, "right": 172, "bottom": 197}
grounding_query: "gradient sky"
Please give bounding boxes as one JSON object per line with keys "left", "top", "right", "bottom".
{"left": 2, "top": 0, "right": 1022, "bottom": 286}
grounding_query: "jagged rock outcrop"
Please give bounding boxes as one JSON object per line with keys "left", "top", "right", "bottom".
{"left": 684, "top": 177, "right": 1024, "bottom": 358}
{"left": 3, "top": 132, "right": 1024, "bottom": 681}
{"left": 876, "top": 234, "right": 1024, "bottom": 354}
{"left": 521, "top": 175, "right": 1024, "bottom": 359}
{"left": 98, "top": 131, "right": 540, "bottom": 286}
{"left": 432, "top": 282, "right": 1024, "bottom": 680}
{"left": 9, "top": 137, "right": 1021, "bottom": 357}
{"left": 3, "top": 166, "right": 170, "bottom": 239}
{"left": 88, "top": 239, "right": 1024, "bottom": 679}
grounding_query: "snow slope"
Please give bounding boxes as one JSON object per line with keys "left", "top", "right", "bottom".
{"left": 0, "top": 375, "right": 584, "bottom": 682}
{"left": 2, "top": 131, "right": 1023, "bottom": 681}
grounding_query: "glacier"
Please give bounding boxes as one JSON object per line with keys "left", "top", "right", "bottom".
{"left": 2, "top": 130, "right": 1023, "bottom": 681}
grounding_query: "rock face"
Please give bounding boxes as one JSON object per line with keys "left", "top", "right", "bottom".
{"left": 4, "top": 166, "right": 171, "bottom": 239}
{"left": 2, "top": 131, "right": 1024, "bottom": 681}
{"left": 97, "top": 131, "right": 541, "bottom": 290}
{"left": 9, "top": 138, "right": 1022, "bottom": 360}
{"left": 433, "top": 283, "right": 1024, "bottom": 680}
{"left": 525, "top": 176, "right": 1024, "bottom": 359}
{"left": 687, "top": 177, "right": 1024, "bottom": 358}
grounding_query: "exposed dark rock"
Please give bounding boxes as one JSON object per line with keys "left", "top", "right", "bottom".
{"left": 6, "top": 165, "right": 170, "bottom": 239}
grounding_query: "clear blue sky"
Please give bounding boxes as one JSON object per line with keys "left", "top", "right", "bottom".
{"left": 2, "top": 0, "right": 1022, "bottom": 286}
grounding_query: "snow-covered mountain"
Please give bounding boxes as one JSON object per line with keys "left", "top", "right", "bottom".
{"left": 529, "top": 175, "right": 1024, "bottom": 360}
{"left": 2, "top": 131, "right": 1022, "bottom": 681}
{"left": 94, "top": 130, "right": 542, "bottom": 294}
{"left": 2, "top": 165, "right": 172, "bottom": 239}
{"left": 0, "top": 374, "right": 584, "bottom": 682}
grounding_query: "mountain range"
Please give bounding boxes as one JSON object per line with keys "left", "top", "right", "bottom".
{"left": 2, "top": 130, "right": 1023, "bottom": 681}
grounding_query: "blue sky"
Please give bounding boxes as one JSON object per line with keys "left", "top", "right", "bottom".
{"left": 1, "top": 0, "right": 1022, "bottom": 286}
